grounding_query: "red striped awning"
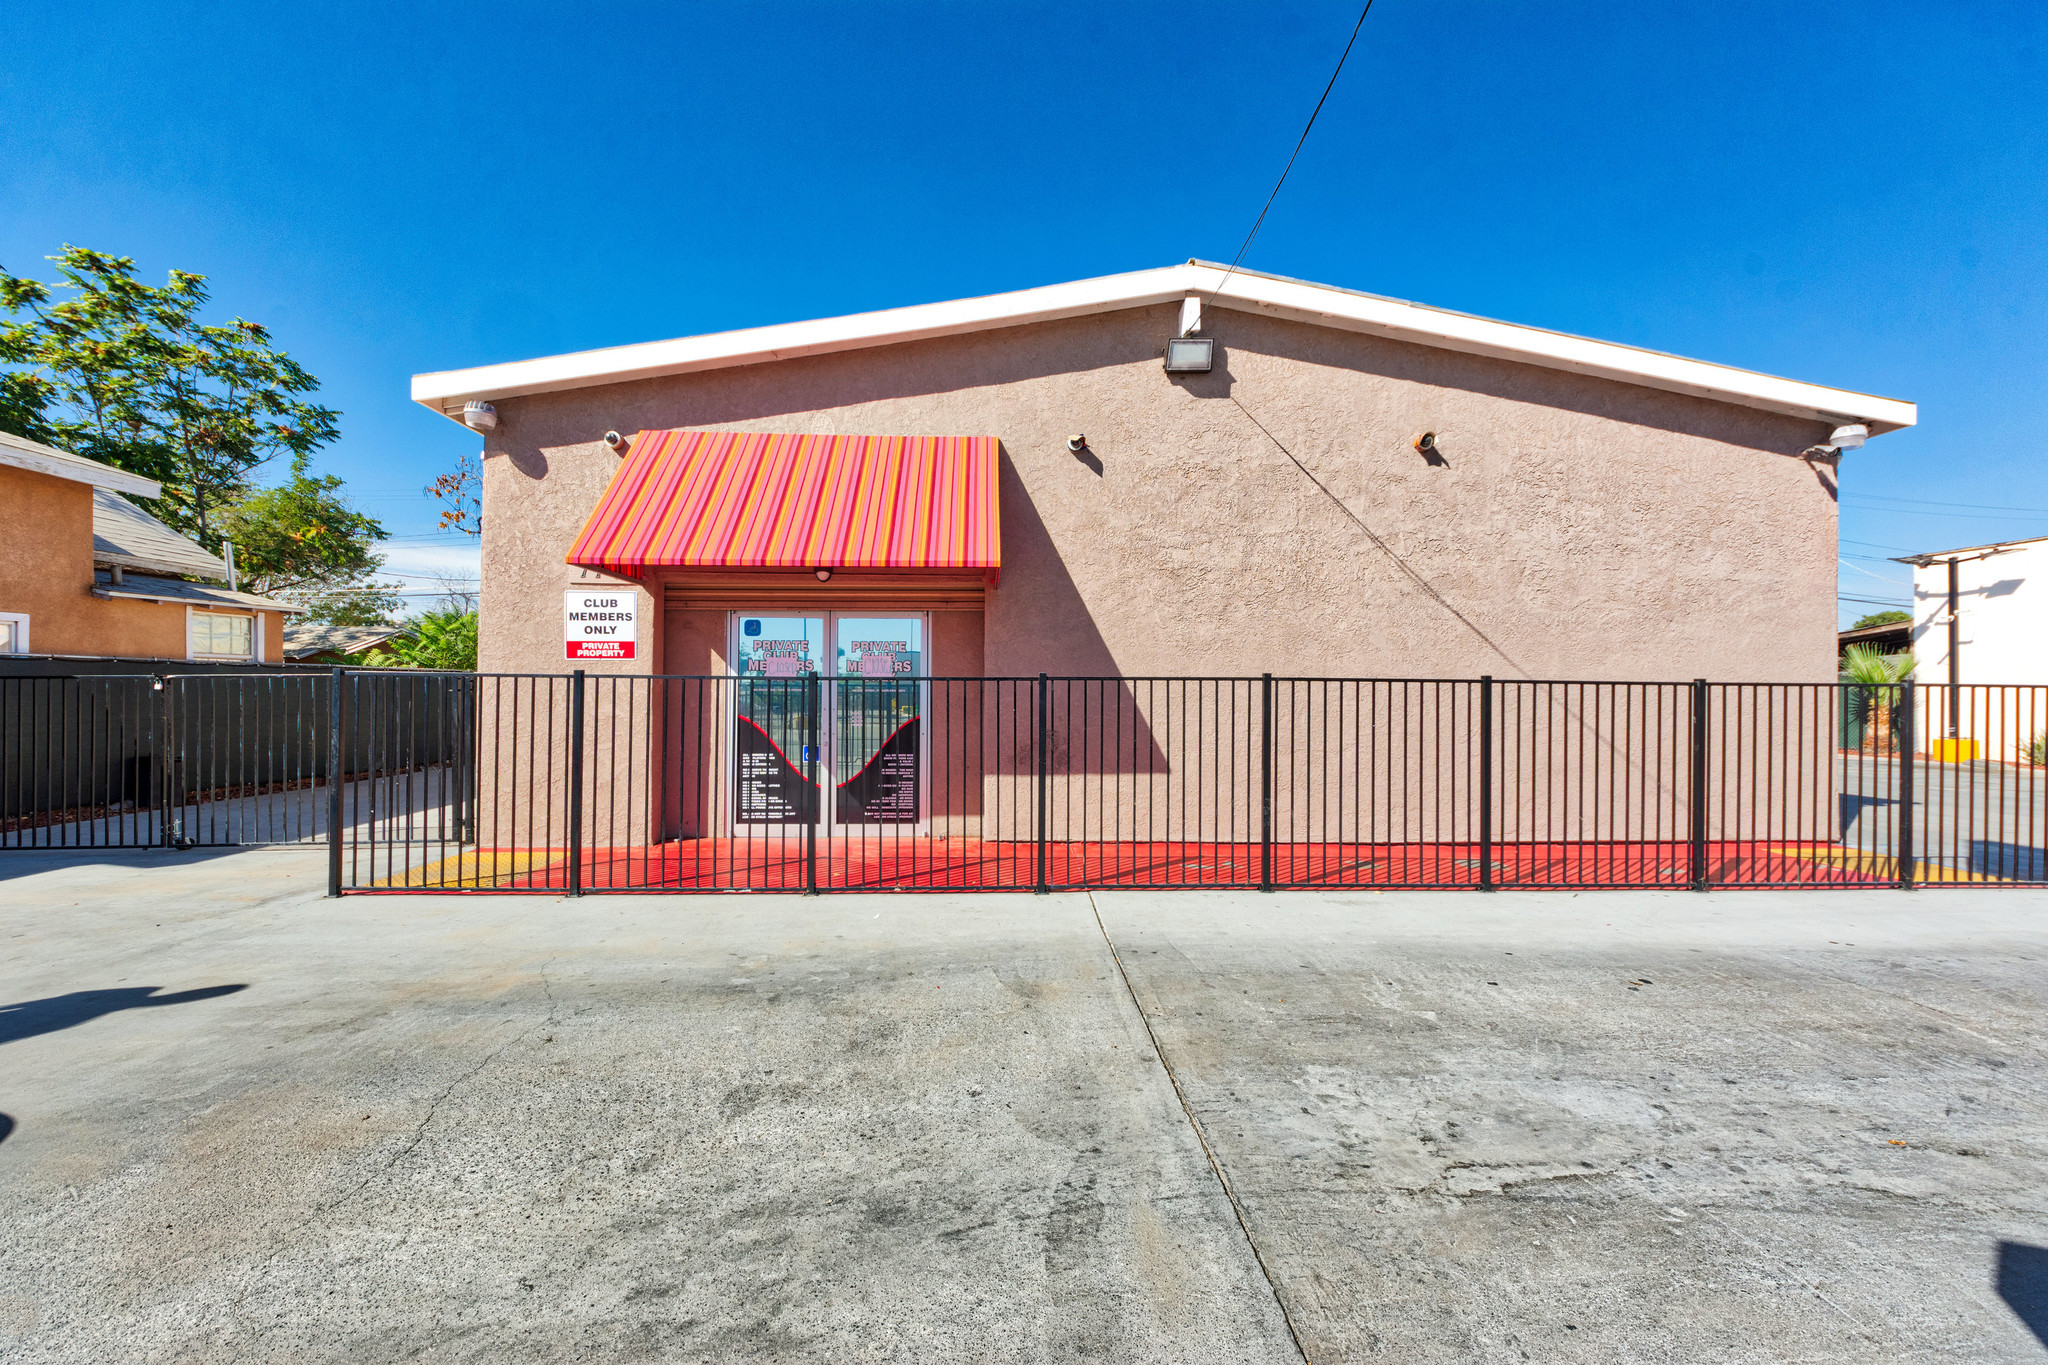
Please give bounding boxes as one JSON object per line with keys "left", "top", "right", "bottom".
{"left": 565, "top": 430, "right": 1001, "bottom": 582}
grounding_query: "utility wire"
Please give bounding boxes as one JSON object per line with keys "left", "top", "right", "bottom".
{"left": 1845, "top": 493, "right": 2048, "bottom": 516}
{"left": 1213, "top": 1, "right": 1375, "bottom": 297}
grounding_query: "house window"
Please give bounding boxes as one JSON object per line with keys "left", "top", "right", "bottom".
{"left": 0, "top": 612, "right": 27, "bottom": 654}
{"left": 192, "top": 611, "right": 254, "bottom": 660}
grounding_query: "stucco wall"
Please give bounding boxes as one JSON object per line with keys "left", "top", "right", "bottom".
{"left": 1, "top": 465, "right": 97, "bottom": 655}
{"left": 475, "top": 303, "right": 1840, "bottom": 685}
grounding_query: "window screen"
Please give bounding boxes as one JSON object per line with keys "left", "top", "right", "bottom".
{"left": 193, "top": 612, "right": 253, "bottom": 658}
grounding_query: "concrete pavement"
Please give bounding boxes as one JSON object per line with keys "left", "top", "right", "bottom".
{"left": 3, "top": 849, "right": 2047, "bottom": 1361}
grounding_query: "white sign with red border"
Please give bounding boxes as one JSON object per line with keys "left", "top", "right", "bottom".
{"left": 565, "top": 589, "right": 636, "bottom": 660}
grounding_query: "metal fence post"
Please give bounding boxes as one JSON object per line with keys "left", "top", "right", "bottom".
{"left": 1896, "top": 682, "right": 1916, "bottom": 889}
{"left": 567, "top": 670, "right": 586, "bottom": 897}
{"left": 804, "top": 673, "right": 819, "bottom": 895}
{"left": 1478, "top": 675, "right": 1495, "bottom": 891}
{"left": 327, "top": 667, "right": 345, "bottom": 896}
{"left": 157, "top": 674, "right": 185, "bottom": 850}
{"left": 1260, "top": 673, "right": 1275, "bottom": 892}
{"left": 1690, "top": 679, "right": 1709, "bottom": 891}
{"left": 1034, "top": 672, "right": 1049, "bottom": 894}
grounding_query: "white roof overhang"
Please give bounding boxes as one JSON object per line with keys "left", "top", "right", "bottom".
{"left": 411, "top": 261, "right": 1917, "bottom": 436}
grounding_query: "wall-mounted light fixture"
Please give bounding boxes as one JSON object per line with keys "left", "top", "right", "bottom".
{"left": 462, "top": 401, "right": 497, "bottom": 431}
{"left": 1164, "top": 337, "right": 1214, "bottom": 373}
{"left": 1802, "top": 422, "right": 1870, "bottom": 459}
{"left": 1066, "top": 434, "right": 1088, "bottom": 453}
{"left": 1414, "top": 432, "right": 1438, "bottom": 454}
{"left": 814, "top": 568, "right": 833, "bottom": 583}
{"left": 603, "top": 430, "right": 629, "bottom": 453}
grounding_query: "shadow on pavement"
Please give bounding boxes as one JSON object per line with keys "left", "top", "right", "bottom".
{"left": 1999, "top": 1241, "right": 2048, "bottom": 1347}
{"left": 0, "top": 984, "right": 248, "bottom": 1045}
{"left": 0, "top": 847, "right": 259, "bottom": 883}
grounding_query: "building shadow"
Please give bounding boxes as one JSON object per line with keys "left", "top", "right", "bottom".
{"left": 0, "top": 984, "right": 248, "bottom": 1046}
{"left": 1998, "top": 1242, "right": 2048, "bottom": 1347}
{"left": 1839, "top": 792, "right": 1894, "bottom": 832}
{"left": 1975, "top": 842, "right": 2048, "bottom": 880}
{"left": 0, "top": 847, "right": 255, "bottom": 884}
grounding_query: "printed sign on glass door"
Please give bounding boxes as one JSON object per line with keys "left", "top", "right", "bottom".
{"left": 734, "top": 616, "right": 822, "bottom": 824}
{"left": 834, "top": 617, "right": 923, "bottom": 824}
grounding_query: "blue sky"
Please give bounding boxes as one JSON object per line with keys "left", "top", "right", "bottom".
{"left": 3, "top": 1, "right": 2043, "bottom": 623}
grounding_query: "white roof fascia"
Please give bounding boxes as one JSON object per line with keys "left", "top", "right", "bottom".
{"left": 412, "top": 262, "right": 1916, "bottom": 435}
{"left": 1186, "top": 264, "right": 1917, "bottom": 434}
{"left": 411, "top": 266, "right": 1193, "bottom": 414}
{"left": 0, "top": 429, "right": 161, "bottom": 498}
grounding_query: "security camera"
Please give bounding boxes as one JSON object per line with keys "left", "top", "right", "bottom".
{"left": 1414, "top": 432, "right": 1437, "bottom": 453}
{"left": 603, "top": 430, "right": 627, "bottom": 453}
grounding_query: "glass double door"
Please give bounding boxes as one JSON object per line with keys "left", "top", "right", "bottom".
{"left": 730, "top": 612, "right": 926, "bottom": 833}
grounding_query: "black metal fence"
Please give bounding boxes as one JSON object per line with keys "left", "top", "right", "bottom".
{"left": 327, "top": 672, "right": 2048, "bottom": 894}
{"left": 2, "top": 670, "right": 470, "bottom": 849}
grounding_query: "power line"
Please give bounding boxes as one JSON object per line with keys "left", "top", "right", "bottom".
{"left": 1845, "top": 492, "right": 2048, "bottom": 516}
{"left": 1214, "top": 1, "right": 1375, "bottom": 294}
{"left": 1842, "top": 500, "right": 2048, "bottom": 523}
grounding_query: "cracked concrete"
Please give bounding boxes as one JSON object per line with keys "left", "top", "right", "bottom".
{"left": 0, "top": 851, "right": 1291, "bottom": 1363}
{"left": 1097, "top": 887, "right": 2048, "bottom": 1363}
{"left": 3, "top": 851, "right": 2048, "bottom": 1361}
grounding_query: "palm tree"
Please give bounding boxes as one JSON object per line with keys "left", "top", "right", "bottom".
{"left": 1840, "top": 644, "right": 1917, "bottom": 753}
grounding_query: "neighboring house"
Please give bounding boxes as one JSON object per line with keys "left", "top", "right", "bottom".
{"left": 283, "top": 621, "right": 415, "bottom": 664}
{"left": 1901, "top": 535, "right": 2046, "bottom": 761}
{"left": 0, "top": 428, "right": 299, "bottom": 664}
{"left": 1837, "top": 619, "right": 1911, "bottom": 658}
{"left": 1905, "top": 535, "right": 2047, "bottom": 685}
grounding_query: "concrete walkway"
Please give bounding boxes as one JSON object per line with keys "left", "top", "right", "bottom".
{"left": 2, "top": 850, "right": 2046, "bottom": 1362}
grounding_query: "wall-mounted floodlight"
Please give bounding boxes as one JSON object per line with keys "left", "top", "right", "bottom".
{"left": 1828, "top": 424, "right": 1868, "bottom": 450}
{"left": 462, "top": 400, "right": 497, "bottom": 431}
{"left": 1164, "top": 337, "right": 1214, "bottom": 373}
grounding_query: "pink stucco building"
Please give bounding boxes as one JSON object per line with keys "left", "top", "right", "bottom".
{"left": 405, "top": 263, "right": 1914, "bottom": 861}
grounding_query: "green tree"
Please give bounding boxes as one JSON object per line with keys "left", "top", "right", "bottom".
{"left": 1849, "top": 609, "right": 1911, "bottom": 630}
{"left": 1840, "top": 644, "right": 1917, "bottom": 754}
{"left": 0, "top": 246, "right": 339, "bottom": 546}
{"left": 215, "top": 459, "right": 401, "bottom": 626}
{"left": 350, "top": 609, "right": 478, "bottom": 671}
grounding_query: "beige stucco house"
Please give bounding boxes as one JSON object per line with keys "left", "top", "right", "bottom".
{"left": 0, "top": 429, "right": 297, "bottom": 664}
